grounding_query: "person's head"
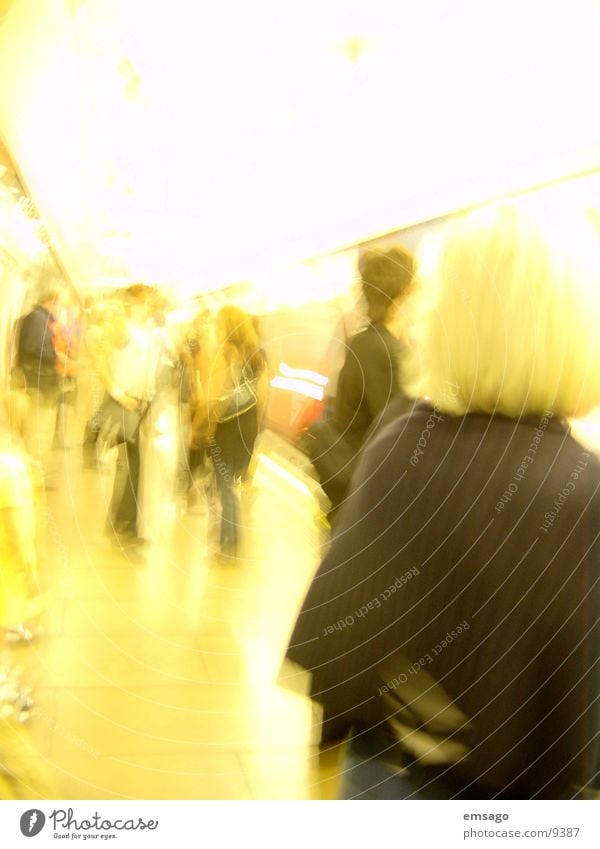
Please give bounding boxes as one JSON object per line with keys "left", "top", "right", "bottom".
{"left": 359, "top": 246, "right": 415, "bottom": 325}
{"left": 38, "top": 288, "right": 60, "bottom": 312}
{"left": 191, "top": 308, "right": 211, "bottom": 337}
{"left": 125, "top": 283, "right": 155, "bottom": 302}
{"left": 216, "top": 305, "right": 253, "bottom": 346}
{"left": 123, "top": 283, "right": 155, "bottom": 321}
{"left": 216, "top": 305, "right": 262, "bottom": 370}
{"left": 406, "top": 201, "right": 600, "bottom": 419}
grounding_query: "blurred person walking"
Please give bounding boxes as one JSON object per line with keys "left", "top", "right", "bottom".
{"left": 79, "top": 298, "right": 107, "bottom": 466}
{"left": 205, "top": 306, "right": 268, "bottom": 559}
{"left": 0, "top": 388, "right": 54, "bottom": 797}
{"left": 287, "top": 202, "right": 600, "bottom": 799}
{"left": 136, "top": 291, "right": 182, "bottom": 540}
{"left": 80, "top": 298, "right": 129, "bottom": 470}
{"left": 181, "top": 308, "right": 214, "bottom": 510}
{"left": 16, "top": 288, "right": 62, "bottom": 489}
{"left": 332, "top": 246, "right": 414, "bottom": 444}
{"left": 307, "top": 247, "right": 414, "bottom": 519}
{"left": 0, "top": 389, "right": 47, "bottom": 643}
{"left": 52, "top": 291, "right": 82, "bottom": 449}
{"left": 95, "top": 286, "right": 159, "bottom": 546}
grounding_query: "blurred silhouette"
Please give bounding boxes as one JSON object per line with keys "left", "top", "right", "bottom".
{"left": 306, "top": 246, "right": 414, "bottom": 520}
{"left": 94, "top": 285, "right": 159, "bottom": 545}
{"left": 52, "top": 291, "right": 81, "bottom": 449}
{"left": 16, "top": 288, "right": 61, "bottom": 489}
{"left": 183, "top": 308, "right": 214, "bottom": 512}
{"left": 0, "top": 389, "right": 46, "bottom": 642}
{"left": 80, "top": 298, "right": 111, "bottom": 468}
{"left": 204, "top": 306, "right": 268, "bottom": 558}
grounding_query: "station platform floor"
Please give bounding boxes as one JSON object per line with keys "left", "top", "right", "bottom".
{"left": 9, "top": 404, "right": 600, "bottom": 801}
{"left": 6, "top": 429, "right": 343, "bottom": 800}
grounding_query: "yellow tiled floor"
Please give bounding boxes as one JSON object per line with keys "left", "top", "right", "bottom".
{"left": 6, "top": 437, "right": 343, "bottom": 799}
{"left": 10, "top": 407, "right": 600, "bottom": 800}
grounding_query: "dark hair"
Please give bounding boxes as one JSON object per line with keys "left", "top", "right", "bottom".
{"left": 359, "top": 246, "right": 414, "bottom": 323}
{"left": 124, "top": 283, "right": 156, "bottom": 303}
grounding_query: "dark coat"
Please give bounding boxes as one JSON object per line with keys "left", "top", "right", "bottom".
{"left": 17, "top": 305, "right": 58, "bottom": 392}
{"left": 332, "top": 322, "right": 407, "bottom": 451}
{"left": 287, "top": 404, "right": 600, "bottom": 798}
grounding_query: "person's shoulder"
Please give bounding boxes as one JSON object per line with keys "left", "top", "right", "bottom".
{"left": 210, "top": 344, "right": 233, "bottom": 375}
{"left": 348, "top": 324, "right": 390, "bottom": 355}
{"left": 360, "top": 401, "right": 433, "bottom": 461}
{"left": 552, "top": 426, "right": 600, "bottom": 476}
{"left": 21, "top": 307, "right": 38, "bottom": 324}
{"left": 218, "top": 341, "right": 238, "bottom": 362}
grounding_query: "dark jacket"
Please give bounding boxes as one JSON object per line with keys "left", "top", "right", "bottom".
{"left": 17, "top": 305, "right": 58, "bottom": 392}
{"left": 332, "top": 322, "right": 407, "bottom": 451}
{"left": 287, "top": 404, "right": 600, "bottom": 798}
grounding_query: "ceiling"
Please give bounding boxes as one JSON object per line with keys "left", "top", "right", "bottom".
{"left": 0, "top": 0, "right": 599, "bottom": 298}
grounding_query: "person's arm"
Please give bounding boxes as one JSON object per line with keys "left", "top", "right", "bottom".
{"left": 52, "top": 324, "right": 77, "bottom": 373}
{"left": 286, "top": 427, "right": 403, "bottom": 742}
{"left": 255, "top": 355, "right": 269, "bottom": 430}
{"left": 204, "top": 346, "right": 233, "bottom": 436}
{"left": 91, "top": 321, "right": 139, "bottom": 411}
{"left": 188, "top": 345, "right": 212, "bottom": 446}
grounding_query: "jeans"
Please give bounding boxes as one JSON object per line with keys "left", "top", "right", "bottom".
{"left": 209, "top": 410, "right": 257, "bottom": 553}
{"left": 339, "top": 730, "right": 483, "bottom": 800}
{"left": 212, "top": 452, "right": 239, "bottom": 551}
{"left": 24, "top": 387, "right": 59, "bottom": 487}
{"left": 108, "top": 438, "right": 141, "bottom": 536}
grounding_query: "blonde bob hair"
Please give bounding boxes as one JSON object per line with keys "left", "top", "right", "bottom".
{"left": 405, "top": 201, "right": 600, "bottom": 419}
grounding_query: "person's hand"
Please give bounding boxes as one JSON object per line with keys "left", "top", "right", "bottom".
{"left": 120, "top": 393, "right": 139, "bottom": 412}
{"left": 111, "top": 386, "right": 139, "bottom": 411}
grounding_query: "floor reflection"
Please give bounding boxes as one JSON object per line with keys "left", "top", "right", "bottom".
{"left": 10, "top": 430, "right": 342, "bottom": 799}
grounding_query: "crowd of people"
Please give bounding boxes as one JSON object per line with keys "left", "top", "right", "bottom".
{"left": 1, "top": 283, "right": 276, "bottom": 796}
{"left": 1, "top": 196, "right": 600, "bottom": 800}
{"left": 1, "top": 284, "right": 269, "bottom": 645}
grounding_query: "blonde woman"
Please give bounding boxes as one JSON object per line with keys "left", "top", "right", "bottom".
{"left": 287, "top": 201, "right": 600, "bottom": 799}
{"left": 205, "top": 306, "right": 267, "bottom": 558}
